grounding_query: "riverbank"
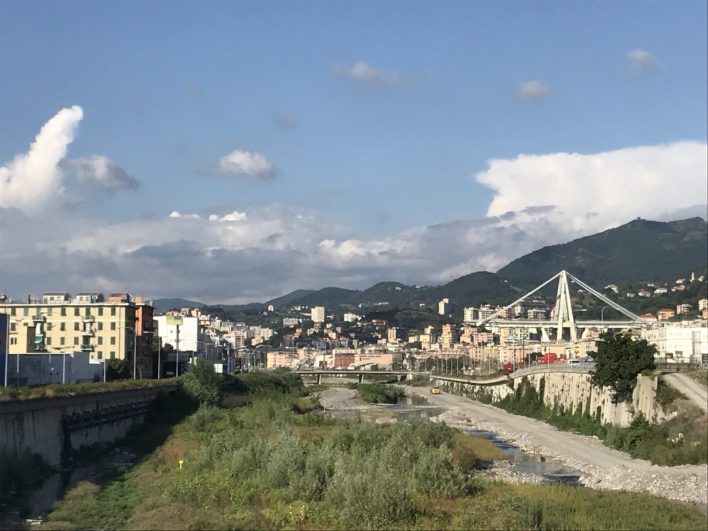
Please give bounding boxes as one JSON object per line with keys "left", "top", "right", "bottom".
{"left": 405, "top": 385, "right": 707, "bottom": 507}
{"left": 37, "top": 375, "right": 708, "bottom": 529}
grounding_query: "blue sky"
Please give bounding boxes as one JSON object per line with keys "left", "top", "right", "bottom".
{"left": 0, "top": 1, "right": 706, "bottom": 301}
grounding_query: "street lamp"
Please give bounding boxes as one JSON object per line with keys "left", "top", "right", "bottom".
{"left": 123, "top": 325, "right": 138, "bottom": 380}
{"left": 600, "top": 305, "right": 610, "bottom": 330}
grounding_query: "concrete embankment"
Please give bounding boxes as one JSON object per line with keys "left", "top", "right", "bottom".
{"left": 0, "top": 384, "right": 177, "bottom": 466}
{"left": 434, "top": 368, "right": 668, "bottom": 427}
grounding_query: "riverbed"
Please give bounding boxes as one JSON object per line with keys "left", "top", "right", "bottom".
{"left": 317, "top": 386, "right": 583, "bottom": 486}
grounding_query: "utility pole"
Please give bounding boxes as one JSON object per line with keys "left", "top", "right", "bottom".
{"left": 176, "top": 325, "right": 181, "bottom": 377}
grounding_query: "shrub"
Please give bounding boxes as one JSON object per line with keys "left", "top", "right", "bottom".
{"left": 182, "top": 358, "right": 221, "bottom": 407}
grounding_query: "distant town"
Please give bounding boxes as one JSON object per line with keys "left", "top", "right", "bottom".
{"left": 2, "top": 270, "right": 706, "bottom": 385}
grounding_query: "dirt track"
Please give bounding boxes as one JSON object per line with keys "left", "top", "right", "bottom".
{"left": 405, "top": 386, "right": 708, "bottom": 506}
{"left": 664, "top": 373, "right": 708, "bottom": 413}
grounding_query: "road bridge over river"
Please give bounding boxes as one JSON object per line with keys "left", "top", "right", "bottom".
{"left": 294, "top": 369, "right": 418, "bottom": 384}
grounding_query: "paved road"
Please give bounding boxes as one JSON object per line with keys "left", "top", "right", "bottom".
{"left": 663, "top": 373, "right": 708, "bottom": 413}
{"left": 406, "top": 386, "right": 708, "bottom": 506}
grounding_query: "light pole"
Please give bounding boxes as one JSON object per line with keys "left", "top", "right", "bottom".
{"left": 600, "top": 305, "right": 610, "bottom": 330}
{"left": 124, "top": 326, "right": 138, "bottom": 380}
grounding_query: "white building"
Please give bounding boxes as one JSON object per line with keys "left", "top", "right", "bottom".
{"left": 463, "top": 307, "right": 478, "bottom": 323}
{"left": 155, "top": 315, "right": 201, "bottom": 353}
{"left": 438, "top": 299, "right": 450, "bottom": 316}
{"left": 311, "top": 306, "right": 325, "bottom": 323}
{"left": 343, "top": 312, "right": 361, "bottom": 322}
{"left": 643, "top": 325, "right": 708, "bottom": 364}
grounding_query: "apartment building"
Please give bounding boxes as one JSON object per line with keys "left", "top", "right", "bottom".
{"left": 0, "top": 293, "right": 155, "bottom": 376}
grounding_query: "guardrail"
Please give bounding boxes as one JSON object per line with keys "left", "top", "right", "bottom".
{"left": 510, "top": 363, "right": 595, "bottom": 378}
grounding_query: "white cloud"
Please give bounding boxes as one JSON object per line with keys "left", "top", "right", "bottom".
{"left": 518, "top": 80, "right": 551, "bottom": 101}
{"left": 64, "top": 155, "right": 138, "bottom": 192}
{"left": 0, "top": 106, "right": 83, "bottom": 212}
{"left": 475, "top": 141, "right": 708, "bottom": 233}
{"left": 168, "top": 211, "right": 201, "bottom": 220}
{"left": 626, "top": 49, "right": 657, "bottom": 74}
{"left": 208, "top": 210, "right": 247, "bottom": 222}
{"left": 333, "top": 61, "right": 399, "bottom": 87}
{"left": 2, "top": 116, "right": 705, "bottom": 304}
{"left": 216, "top": 149, "right": 275, "bottom": 178}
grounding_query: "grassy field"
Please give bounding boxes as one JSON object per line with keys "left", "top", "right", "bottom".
{"left": 42, "top": 372, "right": 707, "bottom": 530}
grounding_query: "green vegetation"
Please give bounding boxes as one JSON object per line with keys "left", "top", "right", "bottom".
{"left": 591, "top": 332, "right": 656, "bottom": 402}
{"left": 497, "top": 217, "right": 708, "bottom": 289}
{"left": 182, "top": 358, "right": 221, "bottom": 407}
{"left": 356, "top": 383, "right": 406, "bottom": 404}
{"left": 403, "top": 373, "right": 431, "bottom": 386}
{"left": 447, "top": 376, "right": 707, "bottom": 466}
{"left": 43, "top": 372, "right": 707, "bottom": 530}
{"left": 655, "top": 379, "right": 687, "bottom": 407}
{"left": 0, "top": 377, "right": 179, "bottom": 402}
{"left": 0, "top": 449, "right": 53, "bottom": 521}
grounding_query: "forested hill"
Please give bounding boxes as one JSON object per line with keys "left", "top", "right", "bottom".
{"left": 497, "top": 217, "right": 707, "bottom": 288}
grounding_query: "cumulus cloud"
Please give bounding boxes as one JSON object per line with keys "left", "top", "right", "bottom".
{"left": 208, "top": 210, "right": 247, "bottom": 222}
{"left": 517, "top": 80, "right": 551, "bottom": 100}
{"left": 63, "top": 155, "right": 138, "bottom": 192}
{"left": 333, "top": 61, "right": 399, "bottom": 87}
{"left": 626, "top": 49, "right": 657, "bottom": 74}
{"left": 216, "top": 149, "right": 275, "bottom": 178}
{"left": 475, "top": 141, "right": 708, "bottom": 232}
{"left": 2, "top": 116, "right": 706, "bottom": 304}
{"left": 0, "top": 106, "right": 83, "bottom": 212}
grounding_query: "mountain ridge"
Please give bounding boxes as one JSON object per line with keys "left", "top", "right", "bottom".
{"left": 154, "top": 216, "right": 707, "bottom": 312}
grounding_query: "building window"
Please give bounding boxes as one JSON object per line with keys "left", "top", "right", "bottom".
{"left": 110, "top": 351, "right": 115, "bottom": 359}
{"left": 60, "top": 337, "right": 65, "bottom": 346}
{"left": 97, "top": 322, "right": 103, "bottom": 331}
{"left": 10, "top": 338, "right": 17, "bottom": 345}
{"left": 111, "top": 322, "right": 116, "bottom": 331}
{"left": 74, "top": 323, "right": 80, "bottom": 331}
{"left": 46, "top": 337, "right": 51, "bottom": 346}
{"left": 61, "top": 307, "right": 66, "bottom": 316}
{"left": 110, "top": 336, "right": 116, "bottom": 345}
{"left": 23, "top": 308, "right": 29, "bottom": 317}
{"left": 111, "top": 307, "right": 116, "bottom": 316}
{"left": 85, "top": 307, "right": 91, "bottom": 317}
{"left": 10, "top": 323, "right": 15, "bottom": 332}
{"left": 60, "top": 323, "right": 65, "bottom": 331}
{"left": 74, "top": 307, "right": 79, "bottom": 316}
{"left": 97, "top": 352, "right": 103, "bottom": 360}
{"left": 74, "top": 337, "right": 79, "bottom": 345}
{"left": 98, "top": 337, "right": 103, "bottom": 345}
{"left": 10, "top": 308, "right": 16, "bottom": 316}
{"left": 46, "top": 307, "right": 53, "bottom": 316}
{"left": 98, "top": 307, "right": 103, "bottom": 316}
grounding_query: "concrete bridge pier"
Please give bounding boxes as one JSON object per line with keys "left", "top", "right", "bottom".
{"left": 316, "top": 374, "right": 322, "bottom": 385}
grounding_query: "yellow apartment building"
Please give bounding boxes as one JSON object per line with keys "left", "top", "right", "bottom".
{"left": 0, "top": 293, "right": 152, "bottom": 371}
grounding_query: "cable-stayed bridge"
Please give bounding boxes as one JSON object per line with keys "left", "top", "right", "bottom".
{"left": 476, "top": 270, "right": 648, "bottom": 343}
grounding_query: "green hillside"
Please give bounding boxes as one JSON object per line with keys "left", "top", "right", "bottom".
{"left": 497, "top": 217, "right": 707, "bottom": 288}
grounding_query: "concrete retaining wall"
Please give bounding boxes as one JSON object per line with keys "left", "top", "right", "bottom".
{"left": 433, "top": 370, "right": 666, "bottom": 428}
{"left": 0, "top": 385, "right": 177, "bottom": 466}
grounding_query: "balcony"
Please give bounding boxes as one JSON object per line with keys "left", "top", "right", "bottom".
{"left": 80, "top": 343, "right": 93, "bottom": 351}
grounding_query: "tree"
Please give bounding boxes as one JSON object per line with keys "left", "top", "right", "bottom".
{"left": 590, "top": 331, "right": 656, "bottom": 402}
{"left": 182, "top": 358, "right": 222, "bottom": 407}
